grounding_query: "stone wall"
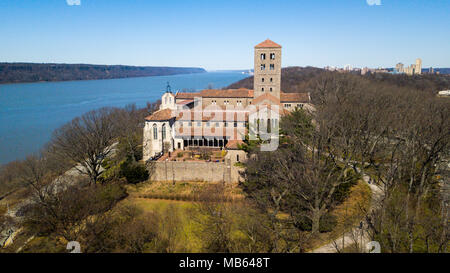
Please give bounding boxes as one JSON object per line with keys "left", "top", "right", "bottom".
{"left": 148, "top": 161, "right": 235, "bottom": 183}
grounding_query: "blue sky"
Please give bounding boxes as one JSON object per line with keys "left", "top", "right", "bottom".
{"left": 0, "top": 0, "right": 449, "bottom": 70}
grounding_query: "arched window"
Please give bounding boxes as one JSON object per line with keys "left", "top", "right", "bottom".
{"left": 153, "top": 124, "right": 158, "bottom": 140}
{"left": 162, "top": 124, "right": 166, "bottom": 140}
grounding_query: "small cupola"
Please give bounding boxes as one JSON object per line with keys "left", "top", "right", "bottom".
{"left": 160, "top": 82, "right": 176, "bottom": 110}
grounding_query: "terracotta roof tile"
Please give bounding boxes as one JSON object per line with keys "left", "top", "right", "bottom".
{"left": 280, "top": 92, "right": 310, "bottom": 103}
{"left": 252, "top": 93, "right": 281, "bottom": 105}
{"left": 225, "top": 140, "right": 245, "bottom": 150}
{"left": 145, "top": 109, "right": 174, "bottom": 121}
{"left": 175, "top": 92, "right": 200, "bottom": 99}
{"left": 255, "top": 39, "right": 282, "bottom": 48}
{"left": 200, "top": 88, "right": 253, "bottom": 98}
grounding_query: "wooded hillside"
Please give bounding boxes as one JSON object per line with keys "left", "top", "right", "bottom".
{"left": 227, "top": 66, "right": 450, "bottom": 94}
{"left": 0, "top": 63, "right": 206, "bottom": 84}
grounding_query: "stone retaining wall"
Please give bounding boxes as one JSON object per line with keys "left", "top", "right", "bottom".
{"left": 148, "top": 161, "right": 234, "bottom": 183}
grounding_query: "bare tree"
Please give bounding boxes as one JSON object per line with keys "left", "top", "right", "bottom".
{"left": 49, "top": 108, "right": 117, "bottom": 185}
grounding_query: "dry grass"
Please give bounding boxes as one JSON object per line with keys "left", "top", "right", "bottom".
{"left": 126, "top": 180, "right": 244, "bottom": 199}
{"left": 121, "top": 181, "right": 247, "bottom": 252}
{"left": 0, "top": 187, "right": 30, "bottom": 209}
{"left": 120, "top": 197, "right": 202, "bottom": 252}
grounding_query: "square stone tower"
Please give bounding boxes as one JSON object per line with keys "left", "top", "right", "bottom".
{"left": 253, "top": 39, "right": 282, "bottom": 100}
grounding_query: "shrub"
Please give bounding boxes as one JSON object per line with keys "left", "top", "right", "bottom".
{"left": 93, "top": 183, "right": 128, "bottom": 210}
{"left": 119, "top": 160, "right": 149, "bottom": 184}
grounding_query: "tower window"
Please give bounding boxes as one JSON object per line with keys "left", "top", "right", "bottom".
{"left": 270, "top": 53, "right": 275, "bottom": 60}
{"left": 262, "top": 87, "right": 264, "bottom": 92}
{"left": 261, "top": 64, "right": 265, "bottom": 71}
{"left": 261, "top": 53, "right": 266, "bottom": 60}
{"left": 270, "top": 64, "right": 275, "bottom": 70}
{"left": 270, "top": 78, "right": 273, "bottom": 82}
{"left": 270, "top": 87, "right": 273, "bottom": 92}
{"left": 261, "top": 78, "right": 264, "bottom": 82}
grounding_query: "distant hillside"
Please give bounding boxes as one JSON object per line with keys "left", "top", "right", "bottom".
{"left": 227, "top": 66, "right": 324, "bottom": 93}
{"left": 227, "top": 66, "right": 450, "bottom": 94}
{"left": 0, "top": 63, "right": 206, "bottom": 84}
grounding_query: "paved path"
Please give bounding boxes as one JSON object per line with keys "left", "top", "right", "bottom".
{"left": 311, "top": 174, "right": 383, "bottom": 253}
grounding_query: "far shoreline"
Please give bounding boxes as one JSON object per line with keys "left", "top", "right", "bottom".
{"left": 0, "top": 71, "right": 211, "bottom": 86}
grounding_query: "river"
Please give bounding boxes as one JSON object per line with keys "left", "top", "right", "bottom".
{"left": 0, "top": 72, "right": 248, "bottom": 164}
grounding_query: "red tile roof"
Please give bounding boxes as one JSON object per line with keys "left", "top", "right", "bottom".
{"left": 280, "top": 92, "right": 310, "bottom": 103}
{"left": 255, "top": 39, "right": 282, "bottom": 48}
{"left": 145, "top": 109, "right": 174, "bottom": 121}
{"left": 252, "top": 93, "right": 281, "bottom": 105}
{"left": 225, "top": 140, "right": 245, "bottom": 150}
{"left": 175, "top": 89, "right": 309, "bottom": 103}
{"left": 200, "top": 88, "right": 253, "bottom": 98}
{"left": 175, "top": 92, "right": 199, "bottom": 99}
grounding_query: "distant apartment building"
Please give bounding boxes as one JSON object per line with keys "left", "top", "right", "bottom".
{"left": 361, "top": 67, "right": 369, "bottom": 75}
{"left": 395, "top": 58, "right": 422, "bottom": 75}
{"left": 395, "top": 63, "right": 404, "bottom": 73}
